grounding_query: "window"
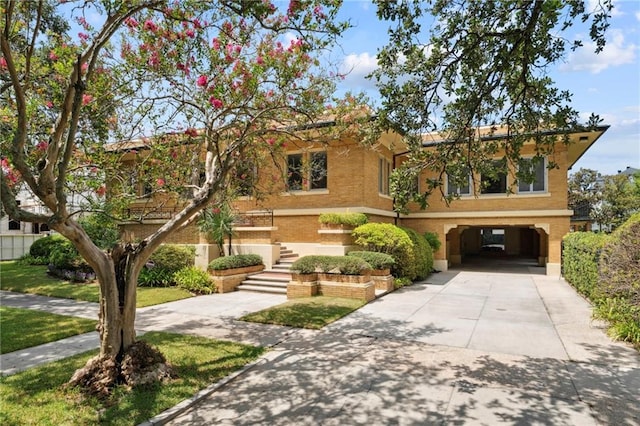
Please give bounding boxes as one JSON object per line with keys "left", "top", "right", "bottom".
{"left": 518, "top": 157, "right": 546, "bottom": 193}
{"left": 287, "top": 151, "right": 327, "bottom": 191}
{"left": 234, "top": 159, "right": 257, "bottom": 196}
{"left": 378, "top": 157, "right": 391, "bottom": 195}
{"left": 446, "top": 168, "right": 471, "bottom": 196}
{"left": 481, "top": 160, "right": 507, "bottom": 194}
{"left": 8, "top": 218, "right": 20, "bottom": 230}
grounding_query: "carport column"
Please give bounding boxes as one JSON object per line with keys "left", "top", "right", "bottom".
{"left": 443, "top": 224, "right": 461, "bottom": 270}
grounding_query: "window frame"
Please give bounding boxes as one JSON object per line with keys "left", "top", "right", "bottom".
{"left": 378, "top": 157, "right": 391, "bottom": 195}
{"left": 480, "top": 160, "right": 508, "bottom": 195}
{"left": 446, "top": 168, "right": 472, "bottom": 196}
{"left": 517, "top": 156, "right": 547, "bottom": 193}
{"left": 286, "top": 150, "right": 327, "bottom": 192}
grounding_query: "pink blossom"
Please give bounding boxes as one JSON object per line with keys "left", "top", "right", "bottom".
{"left": 49, "top": 51, "right": 58, "bottom": 61}
{"left": 185, "top": 29, "right": 195, "bottom": 38}
{"left": 36, "top": 141, "right": 49, "bottom": 151}
{"left": 45, "top": 101, "right": 53, "bottom": 108}
{"left": 82, "top": 94, "right": 93, "bottom": 106}
{"left": 212, "top": 37, "right": 220, "bottom": 50}
{"left": 0, "top": 57, "right": 6, "bottom": 68}
{"left": 266, "top": 138, "right": 275, "bottom": 145}
{"left": 124, "top": 17, "right": 139, "bottom": 28}
{"left": 148, "top": 52, "right": 159, "bottom": 68}
{"left": 96, "top": 186, "right": 106, "bottom": 197}
{"left": 184, "top": 128, "right": 198, "bottom": 137}
{"left": 156, "top": 178, "right": 165, "bottom": 186}
{"left": 209, "top": 97, "right": 223, "bottom": 109}
{"left": 196, "top": 75, "right": 208, "bottom": 87}
{"left": 256, "top": 56, "right": 264, "bottom": 65}
{"left": 193, "top": 19, "right": 202, "bottom": 29}
{"left": 143, "top": 19, "right": 158, "bottom": 32}
{"left": 170, "top": 150, "right": 178, "bottom": 159}
{"left": 81, "top": 62, "right": 88, "bottom": 73}
{"left": 78, "top": 32, "right": 89, "bottom": 42}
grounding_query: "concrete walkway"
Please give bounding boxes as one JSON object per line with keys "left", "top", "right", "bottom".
{"left": 1, "top": 270, "right": 639, "bottom": 425}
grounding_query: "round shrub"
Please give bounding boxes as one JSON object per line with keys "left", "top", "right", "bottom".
{"left": 149, "top": 245, "right": 195, "bottom": 273}
{"left": 318, "top": 212, "right": 368, "bottom": 227}
{"left": 402, "top": 227, "right": 433, "bottom": 280}
{"left": 29, "top": 234, "right": 67, "bottom": 259}
{"left": 208, "top": 254, "right": 263, "bottom": 271}
{"left": 352, "top": 223, "right": 416, "bottom": 280}
{"left": 173, "top": 266, "right": 216, "bottom": 294}
{"left": 347, "top": 251, "right": 395, "bottom": 270}
{"left": 49, "top": 239, "right": 91, "bottom": 272}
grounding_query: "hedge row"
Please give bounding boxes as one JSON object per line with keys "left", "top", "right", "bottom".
{"left": 563, "top": 213, "right": 640, "bottom": 348}
{"left": 290, "top": 255, "right": 371, "bottom": 275}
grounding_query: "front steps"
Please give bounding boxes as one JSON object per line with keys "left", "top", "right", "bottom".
{"left": 236, "top": 246, "right": 298, "bottom": 294}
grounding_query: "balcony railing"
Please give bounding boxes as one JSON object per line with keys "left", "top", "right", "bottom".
{"left": 234, "top": 209, "right": 273, "bottom": 227}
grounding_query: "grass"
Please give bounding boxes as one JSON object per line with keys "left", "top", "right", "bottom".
{"left": 240, "top": 296, "right": 366, "bottom": 329}
{"left": 0, "top": 331, "right": 265, "bottom": 425}
{"left": 0, "top": 307, "right": 98, "bottom": 354}
{"left": 0, "top": 261, "right": 192, "bottom": 307}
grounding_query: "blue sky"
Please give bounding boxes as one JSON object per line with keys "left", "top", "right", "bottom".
{"left": 332, "top": 0, "right": 640, "bottom": 176}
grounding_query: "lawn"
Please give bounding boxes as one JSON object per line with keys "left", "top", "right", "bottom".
{"left": 240, "top": 296, "right": 366, "bottom": 329}
{"left": 0, "top": 331, "right": 265, "bottom": 425}
{"left": 0, "top": 307, "right": 98, "bottom": 354}
{"left": 0, "top": 261, "right": 192, "bottom": 307}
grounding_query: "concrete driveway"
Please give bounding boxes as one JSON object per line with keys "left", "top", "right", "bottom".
{"left": 163, "top": 270, "right": 640, "bottom": 426}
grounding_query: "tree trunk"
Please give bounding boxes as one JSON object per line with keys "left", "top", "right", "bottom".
{"left": 68, "top": 243, "right": 172, "bottom": 397}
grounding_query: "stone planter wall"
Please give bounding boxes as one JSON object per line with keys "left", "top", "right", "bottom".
{"left": 210, "top": 264, "right": 264, "bottom": 293}
{"left": 288, "top": 271, "right": 375, "bottom": 302}
{"left": 372, "top": 274, "right": 394, "bottom": 292}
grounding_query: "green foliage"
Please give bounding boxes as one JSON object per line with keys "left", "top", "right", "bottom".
{"left": 594, "top": 298, "right": 640, "bottom": 348}
{"left": 562, "top": 232, "right": 609, "bottom": 299}
{"left": 318, "top": 212, "right": 368, "bottom": 227}
{"left": 173, "top": 266, "right": 216, "bottom": 295}
{"left": 137, "top": 267, "right": 174, "bottom": 288}
{"left": 198, "top": 205, "right": 237, "bottom": 257}
{"left": 352, "top": 223, "right": 416, "bottom": 280}
{"left": 591, "top": 173, "right": 640, "bottom": 231}
{"left": 424, "top": 232, "right": 442, "bottom": 252}
{"left": 402, "top": 227, "right": 433, "bottom": 280}
{"left": 49, "top": 239, "right": 91, "bottom": 272}
{"left": 16, "top": 253, "right": 50, "bottom": 266}
{"left": 149, "top": 245, "right": 195, "bottom": 273}
{"left": 394, "top": 277, "right": 412, "bottom": 289}
{"left": 347, "top": 251, "right": 395, "bottom": 270}
{"left": 78, "top": 213, "right": 119, "bottom": 250}
{"left": 29, "top": 235, "right": 67, "bottom": 259}
{"left": 290, "top": 255, "right": 372, "bottom": 275}
{"left": 208, "top": 254, "right": 263, "bottom": 271}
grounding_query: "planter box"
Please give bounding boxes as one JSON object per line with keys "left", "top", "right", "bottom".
{"left": 318, "top": 281, "right": 375, "bottom": 302}
{"left": 287, "top": 281, "right": 318, "bottom": 298}
{"left": 371, "top": 274, "right": 394, "bottom": 292}
{"left": 317, "top": 228, "right": 354, "bottom": 245}
{"left": 288, "top": 271, "right": 375, "bottom": 302}
{"left": 210, "top": 264, "right": 264, "bottom": 293}
{"left": 317, "top": 272, "right": 371, "bottom": 283}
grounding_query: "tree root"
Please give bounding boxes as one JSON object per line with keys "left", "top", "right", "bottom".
{"left": 67, "top": 341, "right": 174, "bottom": 397}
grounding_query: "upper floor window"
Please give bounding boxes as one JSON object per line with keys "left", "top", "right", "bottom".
{"left": 8, "top": 200, "right": 20, "bottom": 230}
{"left": 518, "top": 157, "right": 546, "bottom": 193}
{"left": 481, "top": 160, "right": 507, "bottom": 194}
{"left": 378, "top": 157, "right": 391, "bottom": 195}
{"left": 446, "top": 167, "right": 472, "bottom": 196}
{"left": 287, "top": 151, "right": 327, "bottom": 191}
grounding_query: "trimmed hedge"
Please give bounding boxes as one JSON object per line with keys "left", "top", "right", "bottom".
{"left": 402, "top": 227, "right": 433, "bottom": 280}
{"left": 149, "top": 245, "right": 195, "bottom": 273}
{"left": 562, "top": 232, "right": 609, "bottom": 300}
{"left": 352, "top": 223, "right": 416, "bottom": 280}
{"left": 347, "top": 251, "right": 395, "bottom": 270}
{"left": 318, "top": 212, "right": 368, "bottom": 227}
{"left": 290, "top": 255, "right": 371, "bottom": 275}
{"left": 208, "top": 254, "right": 263, "bottom": 271}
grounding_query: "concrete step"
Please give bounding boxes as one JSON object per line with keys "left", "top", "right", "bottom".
{"left": 236, "top": 284, "right": 287, "bottom": 294}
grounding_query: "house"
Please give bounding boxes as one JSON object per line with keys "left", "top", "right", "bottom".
{"left": 114, "top": 123, "right": 609, "bottom": 276}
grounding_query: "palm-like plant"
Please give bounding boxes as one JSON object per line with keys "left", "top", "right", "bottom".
{"left": 197, "top": 204, "right": 237, "bottom": 256}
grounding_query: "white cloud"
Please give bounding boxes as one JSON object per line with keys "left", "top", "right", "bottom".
{"left": 561, "top": 29, "right": 636, "bottom": 74}
{"left": 636, "top": 11, "right": 640, "bottom": 22}
{"left": 340, "top": 52, "right": 378, "bottom": 88}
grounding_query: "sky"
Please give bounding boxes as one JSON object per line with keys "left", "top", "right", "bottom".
{"left": 331, "top": 0, "right": 640, "bottom": 176}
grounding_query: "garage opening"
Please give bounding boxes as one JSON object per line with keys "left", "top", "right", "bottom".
{"left": 447, "top": 225, "right": 546, "bottom": 273}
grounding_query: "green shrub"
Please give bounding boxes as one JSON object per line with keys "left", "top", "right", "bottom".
{"left": 394, "top": 277, "right": 412, "bottom": 289}
{"left": 48, "top": 239, "right": 91, "bottom": 272}
{"left": 596, "top": 213, "right": 640, "bottom": 347}
{"left": 149, "top": 245, "right": 195, "bottom": 273}
{"left": 17, "top": 253, "right": 50, "bottom": 266}
{"left": 173, "top": 266, "right": 216, "bottom": 294}
{"left": 290, "top": 255, "right": 372, "bottom": 275}
{"left": 138, "top": 267, "right": 174, "bottom": 287}
{"left": 318, "top": 212, "right": 368, "bottom": 227}
{"left": 208, "top": 254, "right": 263, "bottom": 271}
{"left": 79, "top": 213, "right": 120, "bottom": 249}
{"left": 424, "top": 232, "right": 442, "bottom": 252}
{"left": 402, "top": 227, "right": 433, "bottom": 280}
{"left": 352, "top": 223, "right": 416, "bottom": 280}
{"left": 562, "top": 232, "right": 609, "bottom": 300}
{"left": 347, "top": 251, "right": 395, "bottom": 270}
{"left": 29, "top": 234, "right": 67, "bottom": 259}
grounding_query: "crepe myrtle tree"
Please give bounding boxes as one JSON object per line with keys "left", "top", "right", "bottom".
{"left": 370, "top": 0, "right": 612, "bottom": 212}
{"left": 1, "top": 0, "right": 368, "bottom": 395}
